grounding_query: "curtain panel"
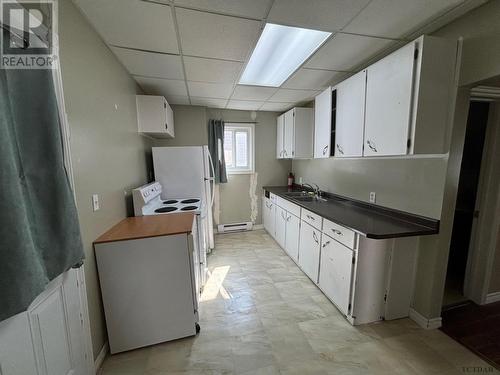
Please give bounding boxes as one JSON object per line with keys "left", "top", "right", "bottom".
{"left": 0, "top": 31, "right": 84, "bottom": 322}
{"left": 207, "top": 119, "right": 228, "bottom": 184}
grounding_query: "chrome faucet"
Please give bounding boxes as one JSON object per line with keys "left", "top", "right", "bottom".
{"left": 302, "top": 183, "right": 322, "bottom": 199}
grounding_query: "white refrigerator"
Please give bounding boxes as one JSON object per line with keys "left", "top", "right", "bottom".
{"left": 152, "top": 146, "right": 215, "bottom": 259}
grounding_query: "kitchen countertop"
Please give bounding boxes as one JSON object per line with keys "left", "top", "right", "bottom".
{"left": 263, "top": 186, "right": 439, "bottom": 239}
{"left": 94, "top": 213, "right": 195, "bottom": 244}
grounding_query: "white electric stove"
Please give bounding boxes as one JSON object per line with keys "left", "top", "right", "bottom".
{"left": 132, "top": 182, "right": 207, "bottom": 294}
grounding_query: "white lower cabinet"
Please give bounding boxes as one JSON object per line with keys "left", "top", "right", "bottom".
{"left": 318, "top": 235, "right": 354, "bottom": 315}
{"left": 275, "top": 207, "right": 287, "bottom": 249}
{"left": 262, "top": 197, "right": 275, "bottom": 238}
{"left": 284, "top": 213, "right": 300, "bottom": 263}
{"left": 262, "top": 192, "right": 419, "bottom": 326}
{"left": 298, "top": 222, "right": 321, "bottom": 283}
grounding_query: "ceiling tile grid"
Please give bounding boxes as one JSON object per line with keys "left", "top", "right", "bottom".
{"left": 74, "top": 0, "right": 476, "bottom": 112}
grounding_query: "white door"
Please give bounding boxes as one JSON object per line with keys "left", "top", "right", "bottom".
{"left": 275, "top": 207, "right": 287, "bottom": 250}
{"left": 285, "top": 213, "right": 300, "bottom": 263}
{"left": 276, "top": 114, "right": 285, "bottom": 159}
{"left": 364, "top": 43, "right": 416, "bottom": 156}
{"left": 314, "top": 87, "right": 332, "bottom": 158}
{"left": 335, "top": 71, "right": 366, "bottom": 157}
{"left": 283, "top": 109, "right": 294, "bottom": 158}
{"left": 298, "top": 222, "right": 321, "bottom": 283}
{"left": 319, "top": 236, "right": 354, "bottom": 315}
{"left": 0, "top": 269, "right": 92, "bottom": 375}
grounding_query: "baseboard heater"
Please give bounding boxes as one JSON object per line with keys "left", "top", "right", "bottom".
{"left": 217, "top": 222, "right": 253, "bottom": 233}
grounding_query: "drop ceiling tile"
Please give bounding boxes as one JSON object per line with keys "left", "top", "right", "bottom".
{"left": 134, "top": 76, "right": 188, "bottom": 98}
{"left": 173, "top": 0, "right": 272, "bottom": 19}
{"left": 227, "top": 100, "right": 265, "bottom": 111}
{"left": 269, "top": 89, "right": 320, "bottom": 103}
{"left": 176, "top": 8, "right": 262, "bottom": 61}
{"left": 191, "top": 97, "right": 228, "bottom": 108}
{"left": 342, "top": 0, "right": 463, "bottom": 38}
{"left": 260, "top": 102, "right": 294, "bottom": 112}
{"left": 74, "top": 0, "right": 178, "bottom": 53}
{"left": 111, "top": 47, "right": 184, "bottom": 80}
{"left": 305, "top": 33, "right": 396, "bottom": 71}
{"left": 167, "top": 96, "right": 191, "bottom": 105}
{"left": 187, "top": 81, "right": 234, "bottom": 99}
{"left": 184, "top": 56, "right": 243, "bottom": 83}
{"left": 231, "top": 85, "right": 277, "bottom": 101}
{"left": 267, "top": 0, "right": 371, "bottom": 32}
{"left": 282, "top": 68, "right": 347, "bottom": 90}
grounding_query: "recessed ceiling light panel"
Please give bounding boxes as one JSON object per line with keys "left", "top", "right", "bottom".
{"left": 239, "top": 23, "right": 331, "bottom": 87}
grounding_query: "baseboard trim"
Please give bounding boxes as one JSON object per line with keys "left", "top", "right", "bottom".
{"left": 485, "top": 292, "right": 500, "bottom": 304}
{"left": 94, "top": 342, "right": 109, "bottom": 373}
{"left": 409, "top": 308, "right": 442, "bottom": 329}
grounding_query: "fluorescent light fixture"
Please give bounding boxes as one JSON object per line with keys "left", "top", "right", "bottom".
{"left": 239, "top": 23, "right": 331, "bottom": 87}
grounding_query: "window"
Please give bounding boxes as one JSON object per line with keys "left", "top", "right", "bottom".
{"left": 224, "top": 124, "right": 254, "bottom": 174}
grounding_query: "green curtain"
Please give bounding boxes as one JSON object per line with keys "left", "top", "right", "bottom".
{"left": 0, "top": 32, "right": 84, "bottom": 322}
{"left": 208, "top": 119, "right": 227, "bottom": 184}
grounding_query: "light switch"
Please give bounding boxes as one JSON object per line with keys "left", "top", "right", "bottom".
{"left": 92, "top": 194, "right": 100, "bottom": 211}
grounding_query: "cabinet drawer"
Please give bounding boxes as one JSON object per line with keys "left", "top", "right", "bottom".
{"left": 301, "top": 208, "right": 322, "bottom": 230}
{"left": 276, "top": 196, "right": 301, "bottom": 217}
{"left": 322, "top": 219, "right": 356, "bottom": 249}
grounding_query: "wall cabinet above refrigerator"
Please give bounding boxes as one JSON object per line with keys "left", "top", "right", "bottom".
{"left": 136, "top": 95, "right": 175, "bottom": 139}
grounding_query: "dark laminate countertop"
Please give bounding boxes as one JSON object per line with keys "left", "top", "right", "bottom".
{"left": 263, "top": 186, "right": 439, "bottom": 239}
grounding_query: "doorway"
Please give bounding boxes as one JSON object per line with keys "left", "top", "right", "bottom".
{"left": 443, "top": 101, "right": 490, "bottom": 307}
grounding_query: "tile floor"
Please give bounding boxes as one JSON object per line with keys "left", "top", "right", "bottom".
{"left": 99, "top": 230, "right": 498, "bottom": 374}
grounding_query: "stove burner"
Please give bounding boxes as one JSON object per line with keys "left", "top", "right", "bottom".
{"left": 155, "top": 207, "right": 178, "bottom": 213}
{"left": 181, "top": 206, "right": 198, "bottom": 211}
{"left": 181, "top": 199, "right": 200, "bottom": 204}
{"left": 163, "top": 200, "right": 178, "bottom": 204}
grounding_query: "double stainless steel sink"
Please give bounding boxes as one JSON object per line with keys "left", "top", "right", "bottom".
{"left": 283, "top": 191, "right": 328, "bottom": 203}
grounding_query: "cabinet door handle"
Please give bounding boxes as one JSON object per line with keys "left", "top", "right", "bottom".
{"left": 281, "top": 211, "right": 287, "bottom": 220}
{"left": 165, "top": 123, "right": 168, "bottom": 130}
{"left": 366, "top": 139, "right": 377, "bottom": 152}
{"left": 331, "top": 229, "right": 343, "bottom": 236}
{"left": 322, "top": 240, "right": 330, "bottom": 248}
{"left": 312, "top": 231, "right": 319, "bottom": 244}
{"left": 286, "top": 215, "right": 291, "bottom": 222}
{"left": 322, "top": 145, "right": 328, "bottom": 155}
{"left": 336, "top": 144, "right": 344, "bottom": 155}
{"left": 306, "top": 214, "right": 315, "bottom": 221}
{"left": 284, "top": 150, "right": 288, "bottom": 157}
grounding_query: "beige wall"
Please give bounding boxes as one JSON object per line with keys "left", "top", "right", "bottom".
{"left": 490, "top": 227, "right": 500, "bottom": 293}
{"left": 156, "top": 106, "right": 291, "bottom": 225}
{"left": 59, "top": 0, "right": 152, "bottom": 358}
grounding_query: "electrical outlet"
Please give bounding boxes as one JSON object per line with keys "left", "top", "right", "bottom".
{"left": 92, "top": 194, "right": 100, "bottom": 211}
{"left": 299, "top": 177, "right": 303, "bottom": 184}
{"left": 369, "top": 192, "right": 376, "bottom": 203}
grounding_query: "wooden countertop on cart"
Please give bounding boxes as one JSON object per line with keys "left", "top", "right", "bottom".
{"left": 94, "top": 213, "right": 195, "bottom": 244}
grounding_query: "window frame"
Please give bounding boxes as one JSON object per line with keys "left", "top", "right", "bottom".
{"left": 224, "top": 123, "right": 255, "bottom": 175}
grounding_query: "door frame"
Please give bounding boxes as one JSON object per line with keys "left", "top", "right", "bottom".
{"left": 463, "top": 100, "right": 500, "bottom": 304}
{"left": 52, "top": 33, "right": 95, "bottom": 373}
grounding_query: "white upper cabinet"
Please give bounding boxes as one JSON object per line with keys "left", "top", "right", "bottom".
{"left": 313, "top": 35, "right": 455, "bottom": 158}
{"left": 276, "top": 114, "right": 285, "bottom": 159}
{"left": 136, "top": 95, "right": 175, "bottom": 139}
{"left": 363, "top": 43, "right": 415, "bottom": 156}
{"left": 276, "top": 107, "right": 314, "bottom": 159}
{"left": 314, "top": 87, "right": 333, "bottom": 158}
{"left": 335, "top": 70, "right": 366, "bottom": 158}
{"left": 283, "top": 109, "right": 295, "bottom": 158}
